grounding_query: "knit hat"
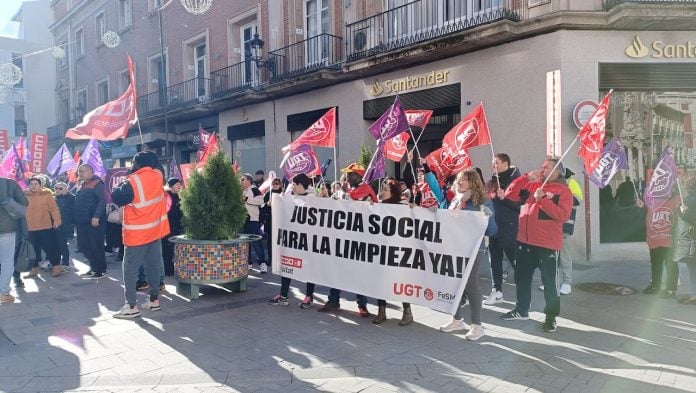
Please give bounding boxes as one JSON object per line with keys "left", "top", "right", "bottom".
{"left": 167, "top": 178, "right": 181, "bottom": 188}
{"left": 132, "top": 151, "right": 159, "bottom": 170}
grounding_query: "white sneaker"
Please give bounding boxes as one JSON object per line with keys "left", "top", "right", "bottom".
{"left": 260, "top": 262, "right": 268, "bottom": 274}
{"left": 465, "top": 324, "right": 485, "bottom": 341}
{"left": 483, "top": 289, "right": 503, "bottom": 305}
{"left": 39, "top": 260, "right": 51, "bottom": 271}
{"left": 560, "top": 284, "right": 572, "bottom": 295}
{"left": 538, "top": 285, "right": 545, "bottom": 291}
{"left": 114, "top": 304, "right": 140, "bottom": 319}
{"left": 439, "top": 318, "right": 467, "bottom": 333}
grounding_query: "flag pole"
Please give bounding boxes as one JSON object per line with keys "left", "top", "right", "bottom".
{"left": 541, "top": 136, "right": 579, "bottom": 188}
{"left": 481, "top": 104, "right": 501, "bottom": 190}
{"left": 333, "top": 145, "right": 338, "bottom": 182}
{"left": 677, "top": 177, "right": 685, "bottom": 205}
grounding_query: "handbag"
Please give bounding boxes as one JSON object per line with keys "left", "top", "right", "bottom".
{"left": 107, "top": 206, "right": 123, "bottom": 224}
{"left": 14, "top": 238, "right": 36, "bottom": 273}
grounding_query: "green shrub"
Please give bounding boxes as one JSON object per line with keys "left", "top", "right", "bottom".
{"left": 180, "top": 150, "right": 247, "bottom": 240}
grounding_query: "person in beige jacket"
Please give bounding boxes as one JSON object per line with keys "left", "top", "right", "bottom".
{"left": 25, "top": 177, "right": 62, "bottom": 278}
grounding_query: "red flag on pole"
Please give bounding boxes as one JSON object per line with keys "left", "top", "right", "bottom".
{"left": 65, "top": 55, "right": 137, "bottom": 140}
{"left": 67, "top": 150, "right": 80, "bottom": 184}
{"left": 405, "top": 110, "right": 433, "bottom": 129}
{"left": 425, "top": 147, "right": 471, "bottom": 180}
{"left": 196, "top": 126, "right": 212, "bottom": 162}
{"left": 441, "top": 104, "right": 490, "bottom": 157}
{"left": 197, "top": 133, "right": 219, "bottom": 168}
{"left": 383, "top": 132, "right": 410, "bottom": 162}
{"left": 578, "top": 91, "right": 613, "bottom": 174}
{"left": 283, "top": 107, "right": 336, "bottom": 152}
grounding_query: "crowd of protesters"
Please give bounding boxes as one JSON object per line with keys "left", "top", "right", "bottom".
{"left": 2, "top": 147, "right": 696, "bottom": 340}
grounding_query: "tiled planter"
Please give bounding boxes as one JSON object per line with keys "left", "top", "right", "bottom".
{"left": 170, "top": 235, "right": 262, "bottom": 299}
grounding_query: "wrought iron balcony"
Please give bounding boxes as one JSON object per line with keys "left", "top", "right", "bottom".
{"left": 210, "top": 60, "right": 254, "bottom": 99}
{"left": 137, "top": 77, "right": 210, "bottom": 118}
{"left": 268, "top": 33, "right": 343, "bottom": 82}
{"left": 47, "top": 119, "right": 77, "bottom": 142}
{"left": 604, "top": 0, "right": 696, "bottom": 10}
{"left": 345, "top": 0, "right": 523, "bottom": 62}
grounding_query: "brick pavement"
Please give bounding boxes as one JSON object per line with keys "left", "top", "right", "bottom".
{"left": 1, "top": 245, "right": 695, "bottom": 393}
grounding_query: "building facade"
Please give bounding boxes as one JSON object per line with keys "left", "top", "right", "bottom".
{"left": 48, "top": 0, "right": 696, "bottom": 260}
{"left": 0, "top": 0, "right": 55, "bottom": 152}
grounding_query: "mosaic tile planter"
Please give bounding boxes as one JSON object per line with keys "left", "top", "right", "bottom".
{"left": 170, "top": 234, "right": 262, "bottom": 299}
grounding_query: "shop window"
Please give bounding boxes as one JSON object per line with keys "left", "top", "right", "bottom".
{"left": 228, "top": 120, "right": 266, "bottom": 174}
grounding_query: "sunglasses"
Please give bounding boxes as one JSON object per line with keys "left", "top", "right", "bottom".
{"left": 55, "top": 187, "right": 66, "bottom": 190}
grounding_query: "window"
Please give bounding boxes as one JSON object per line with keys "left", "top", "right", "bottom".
{"left": 14, "top": 105, "right": 26, "bottom": 137}
{"left": 95, "top": 12, "right": 106, "bottom": 43}
{"left": 76, "top": 88, "right": 87, "bottom": 117}
{"left": 241, "top": 23, "right": 257, "bottom": 85}
{"left": 96, "top": 78, "right": 109, "bottom": 105}
{"left": 194, "top": 42, "right": 207, "bottom": 97}
{"left": 148, "top": 52, "right": 167, "bottom": 93}
{"left": 12, "top": 54, "right": 23, "bottom": 88}
{"left": 74, "top": 28, "right": 84, "bottom": 58}
{"left": 306, "top": 0, "right": 330, "bottom": 65}
{"left": 119, "top": 68, "right": 131, "bottom": 93}
{"left": 119, "top": 0, "right": 132, "bottom": 29}
{"left": 57, "top": 40, "right": 68, "bottom": 69}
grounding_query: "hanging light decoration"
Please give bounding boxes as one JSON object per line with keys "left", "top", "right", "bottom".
{"left": 0, "top": 62, "right": 23, "bottom": 87}
{"left": 52, "top": 45, "right": 66, "bottom": 59}
{"left": 102, "top": 31, "right": 121, "bottom": 48}
{"left": 180, "top": 0, "right": 213, "bottom": 15}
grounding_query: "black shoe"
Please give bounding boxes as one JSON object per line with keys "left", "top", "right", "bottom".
{"left": 14, "top": 278, "right": 24, "bottom": 288}
{"left": 136, "top": 281, "right": 149, "bottom": 291}
{"left": 80, "top": 270, "right": 95, "bottom": 277}
{"left": 543, "top": 316, "right": 557, "bottom": 333}
{"left": 159, "top": 283, "right": 167, "bottom": 294}
{"left": 89, "top": 272, "right": 107, "bottom": 279}
{"left": 659, "top": 289, "right": 676, "bottom": 299}
{"left": 318, "top": 302, "right": 340, "bottom": 312}
{"left": 501, "top": 310, "right": 529, "bottom": 320}
{"left": 643, "top": 284, "right": 659, "bottom": 295}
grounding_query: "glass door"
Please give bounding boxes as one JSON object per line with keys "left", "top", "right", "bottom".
{"left": 305, "top": 0, "right": 330, "bottom": 66}
{"left": 241, "top": 23, "right": 258, "bottom": 85}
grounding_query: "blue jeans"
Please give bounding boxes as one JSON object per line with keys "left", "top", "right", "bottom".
{"left": 0, "top": 232, "right": 17, "bottom": 295}
{"left": 244, "top": 220, "right": 266, "bottom": 265}
{"left": 328, "top": 288, "right": 367, "bottom": 308}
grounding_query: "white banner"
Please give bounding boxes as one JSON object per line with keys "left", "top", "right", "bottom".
{"left": 271, "top": 194, "right": 488, "bottom": 314}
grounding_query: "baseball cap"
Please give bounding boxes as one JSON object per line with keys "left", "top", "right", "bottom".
{"left": 341, "top": 163, "right": 365, "bottom": 176}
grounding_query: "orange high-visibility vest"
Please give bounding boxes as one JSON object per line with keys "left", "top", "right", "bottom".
{"left": 122, "top": 167, "right": 170, "bottom": 247}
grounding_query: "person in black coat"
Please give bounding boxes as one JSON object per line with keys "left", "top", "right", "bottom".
{"left": 53, "top": 182, "right": 75, "bottom": 269}
{"left": 261, "top": 178, "right": 283, "bottom": 267}
{"left": 162, "top": 178, "right": 183, "bottom": 276}
{"left": 484, "top": 153, "right": 521, "bottom": 305}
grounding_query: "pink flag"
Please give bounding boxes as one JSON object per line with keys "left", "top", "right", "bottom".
{"left": 66, "top": 56, "right": 137, "bottom": 140}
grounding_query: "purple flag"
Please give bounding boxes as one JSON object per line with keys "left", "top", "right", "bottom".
{"left": 169, "top": 157, "right": 182, "bottom": 181}
{"left": 281, "top": 144, "right": 319, "bottom": 180}
{"left": 103, "top": 167, "right": 130, "bottom": 204}
{"left": 46, "top": 143, "right": 77, "bottom": 179}
{"left": 363, "top": 141, "right": 386, "bottom": 184}
{"left": 0, "top": 144, "right": 27, "bottom": 188}
{"left": 644, "top": 148, "right": 678, "bottom": 209}
{"left": 368, "top": 96, "right": 410, "bottom": 142}
{"left": 588, "top": 138, "right": 628, "bottom": 188}
{"left": 81, "top": 139, "right": 106, "bottom": 178}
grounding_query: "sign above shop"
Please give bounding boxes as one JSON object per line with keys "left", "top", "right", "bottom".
{"left": 625, "top": 35, "right": 696, "bottom": 59}
{"left": 573, "top": 100, "right": 598, "bottom": 129}
{"left": 368, "top": 70, "right": 450, "bottom": 97}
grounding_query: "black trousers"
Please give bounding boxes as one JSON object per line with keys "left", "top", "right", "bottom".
{"left": 489, "top": 237, "right": 517, "bottom": 292}
{"left": 76, "top": 223, "right": 106, "bottom": 274}
{"left": 649, "top": 247, "right": 678, "bottom": 291}
{"left": 514, "top": 243, "right": 560, "bottom": 318}
{"left": 28, "top": 229, "right": 60, "bottom": 267}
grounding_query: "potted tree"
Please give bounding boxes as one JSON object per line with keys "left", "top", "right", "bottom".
{"left": 170, "top": 150, "right": 258, "bottom": 299}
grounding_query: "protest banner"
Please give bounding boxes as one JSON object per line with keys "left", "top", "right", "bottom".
{"left": 103, "top": 167, "right": 129, "bottom": 204}
{"left": 271, "top": 195, "right": 487, "bottom": 314}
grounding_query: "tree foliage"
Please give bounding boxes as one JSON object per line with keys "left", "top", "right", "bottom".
{"left": 180, "top": 151, "right": 247, "bottom": 240}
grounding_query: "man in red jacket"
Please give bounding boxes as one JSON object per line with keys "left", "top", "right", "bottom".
{"left": 500, "top": 158, "right": 572, "bottom": 333}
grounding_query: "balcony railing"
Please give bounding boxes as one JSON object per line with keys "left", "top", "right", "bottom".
{"left": 268, "top": 33, "right": 343, "bottom": 82}
{"left": 47, "top": 119, "right": 77, "bottom": 142}
{"left": 210, "top": 60, "right": 253, "bottom": 99}
{"left": 137, "top": 77, "right": 210, "bottom": 118}
{"left": 604, "top": 0, "right": 696, "bottom": 10}
{"left": 345, "top": 0, "right": 524, "bottom": 62}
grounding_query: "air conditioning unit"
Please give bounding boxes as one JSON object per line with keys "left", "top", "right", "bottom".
{"left": 352, "top": 28, "right": 372, "bottom": 52}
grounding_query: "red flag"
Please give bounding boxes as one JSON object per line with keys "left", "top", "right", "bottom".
{"left": 30, "top": 133, "right": 48, "bottom": 173}
{"left": 383, "top": 132, "right": 410, "bottom": 162}
{"left": 67, "top": 151, "right": 80, "bottom": 184}
{"left": 196, "top": 126, "right": 212, "bottom": 162}
{"left": 425, "top": 147, "right": 471, "bottom": 180}
{"left": 442, "top": 104, "right": 490, "bottom": 158}
{"left": 232, "top": 160, "right": 239, "bottom": 173}
{"left": 405, "top": 110, "right": 433, "bottom": 129}
{"left": 197, "top": 133, "right": 219, "bottom": 168}
{"left": 66, "top": 55, "right": 137, "bottom": 140}
{"left": 284, "top": 107, "right": 336, "bottom": 152}
{"left": 179, "top": 163, "right": 195, "bottom": 187}
{"left": 578, "top": 91, "right": 613, "bottom": 174}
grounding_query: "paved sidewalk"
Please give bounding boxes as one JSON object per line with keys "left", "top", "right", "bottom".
{"left": 1, "top": 245, "right": 695, "bottom": 393}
